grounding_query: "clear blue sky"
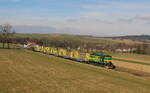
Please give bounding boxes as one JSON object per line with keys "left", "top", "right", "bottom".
{"left": 0, "top": 0, "right": 150, "bottom": 36}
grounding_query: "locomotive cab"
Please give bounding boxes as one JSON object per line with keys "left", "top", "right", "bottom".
{"left": 89, "top": 53, "right": 116, "bottom": 69}
{"left": 103, "top": 55, "right": 116, "bottom": 69}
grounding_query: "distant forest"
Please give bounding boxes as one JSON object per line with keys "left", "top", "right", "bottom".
{"left": 0, "top": 24, "right": 150, "bottom": 55}
{"left": 111, "top": 35, "right": 150, "bottom": 41}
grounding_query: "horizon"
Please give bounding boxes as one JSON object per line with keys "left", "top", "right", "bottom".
{"left": 0, "top": 0, "right": 150, "bottom": 36}
{"left": 14, "top": 32, "right": 150, "bottom": 38}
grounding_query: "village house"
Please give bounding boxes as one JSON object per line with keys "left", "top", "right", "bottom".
{"left": 115, "top": 48, "right": 137, "bottom": 53}
{"left": 23, "top": 42, "right": 38, "bottom": 48}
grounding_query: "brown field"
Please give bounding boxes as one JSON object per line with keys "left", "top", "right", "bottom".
{"left": 113, "top": 60, "right": 150, "bottom": 74}
{"left": 113, "top": 56, "right": 150, "bottom": 64}
{"left": 0, "top": 49, "right": 150, "bottom": 93}
{"left": 111, "top": 53, "right": 150, "bottom": 62}
{"left": 111, "top": 53, "right": 150, "bottom": 79}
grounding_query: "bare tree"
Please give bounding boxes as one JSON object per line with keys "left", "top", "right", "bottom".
{"left": 0, "top": 24, "right": 15, "bottom": 48}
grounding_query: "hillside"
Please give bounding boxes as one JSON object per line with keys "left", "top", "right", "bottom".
{"left": 0, "top": 49, "right": 150, "bottom": 93}
{"left": 110, "top": 52, "right": 150, "bottom": 75}
{"left": 14, "top": 33, "right": 142, "bottom": 45}
{"left": 112, "top": 35, "right": 150, "bottom": 41}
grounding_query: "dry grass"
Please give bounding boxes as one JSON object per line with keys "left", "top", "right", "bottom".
{"left": 113, "top": 56, "right": 150, "bottom": 64}
{"left": 0, "top": 49, "right": 150, "bottom": 93}
{"left": 111, "top": 53, "right": 150, "bottom": 74}
{"left": 111, "top": 53, "right": 150, "bottom": 63}
{"left": 115, "top": 66, "right": 150, "bottom": 79}
{"left": 113, "top": 60, "right": 150, "bottom": 73}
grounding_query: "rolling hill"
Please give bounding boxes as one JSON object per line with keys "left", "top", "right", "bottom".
{"left": 14, "top": 33, "right": 142, "bottom": 45}
{"left": 112, "top": 35, "right": 150, "bottom": 41}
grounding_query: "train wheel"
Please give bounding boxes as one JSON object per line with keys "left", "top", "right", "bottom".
{"left": 105, "top": 66, "right": 110, "bottom": 69}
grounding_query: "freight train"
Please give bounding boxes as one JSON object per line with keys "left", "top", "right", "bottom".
{"left": 34, "top": 46, "right": 116, "bottom": 69}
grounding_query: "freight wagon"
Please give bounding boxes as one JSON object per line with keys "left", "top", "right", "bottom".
{"left": 34, "top": 46, "right": 116, "bottom": 69}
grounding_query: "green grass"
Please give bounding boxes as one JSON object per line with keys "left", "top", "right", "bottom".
{"left": 0, "top": 49, "right": 150, "bottom": 93}
{"left": 113, "top": 58, "right": 150, "bottom": 66}
{"left": 110, "top": 52, "right": 150, "bottom": 62}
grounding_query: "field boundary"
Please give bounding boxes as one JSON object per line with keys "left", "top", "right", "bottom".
{"left": 113, "top": 58, "right": 150, "bottom": 66}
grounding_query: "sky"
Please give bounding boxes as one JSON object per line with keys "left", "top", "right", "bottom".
{"left": 0, "top": 0, "right": 150, "bottom": 36}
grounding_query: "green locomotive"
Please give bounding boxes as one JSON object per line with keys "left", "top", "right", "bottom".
{"left": 88, "top": 53, "right": 115, "bottom": 69}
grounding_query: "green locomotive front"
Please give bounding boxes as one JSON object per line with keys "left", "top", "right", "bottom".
{"left": 89, "top": 53, "right": 115, "bottom": 69}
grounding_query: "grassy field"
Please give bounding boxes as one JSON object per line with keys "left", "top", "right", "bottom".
{"left": 111, "top": 53, "right": 150, "bottom": 62}
{"left": 108, "top": 52, "right": 150, "bottom": 74}
{"left": 113, "top": 58, "right": 150, "bottom": 66}
{"left": 0, "top": 43, "right": 21, "bottom": 49}
{"left": 0, "top": 49, "right": 150, "bottom": 93}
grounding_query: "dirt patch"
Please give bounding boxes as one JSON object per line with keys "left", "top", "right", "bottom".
{"left": 114, "top": 60, "right": 150, "bottom": 73}
{"left": 113, "top": 56, "right": 150, "bottom": 64}
{"left": 114, "top": 66, "right": 150, "bottom": 78}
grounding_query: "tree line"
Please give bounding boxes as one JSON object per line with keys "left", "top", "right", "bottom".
{"left": 0, "top": 24, "right": 150, "bottom": 55}
{"left": 0, "top": 24, "right": 15, "bottom": 48}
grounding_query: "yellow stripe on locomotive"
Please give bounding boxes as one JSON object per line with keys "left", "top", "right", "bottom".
{"left": 104, "top": 57, "right": 112, "bottom": 62}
